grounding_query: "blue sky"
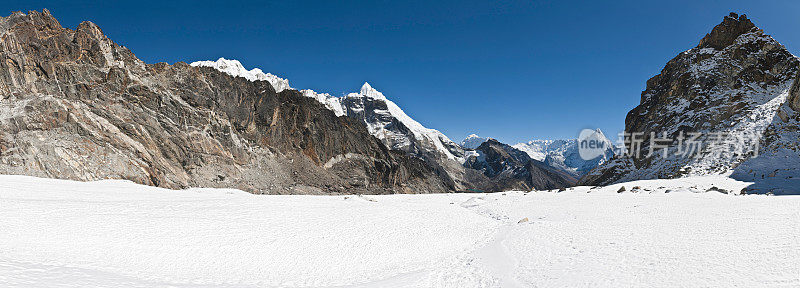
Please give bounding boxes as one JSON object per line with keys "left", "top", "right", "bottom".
{"left": 9, "top": 0, "right": 800, "bottom": 144}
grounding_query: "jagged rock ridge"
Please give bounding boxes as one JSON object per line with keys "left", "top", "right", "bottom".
{"left": 0, "top": 10, "right": 450, "bottom": 194}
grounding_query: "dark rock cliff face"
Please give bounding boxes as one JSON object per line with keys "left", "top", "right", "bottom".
{"left": 581, "top": 13, "right": 800, "bottom": 188}
{"left": 0, "top": 10, "right": 450, "bottom": 194}
{"left": 789, "top": 73, "right": 800, "bottom": 112}
{"left": 465, "top": 139, "right": 574, "bottom": 191}
{"left": 697, "top": 13, "right": 756, "bottom": 50}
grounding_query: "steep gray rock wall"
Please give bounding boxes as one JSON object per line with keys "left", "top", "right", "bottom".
{"left": 0, "top": 10, "right": 449, "bottom": 194}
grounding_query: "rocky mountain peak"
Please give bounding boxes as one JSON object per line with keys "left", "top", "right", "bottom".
{"left": 698, "top": 12, "right": 757, "bottom": 50}
{"left": 581, "top": 13, "right": 800, "bottom": 193}
{"left": 8, "top": 9, "right": 61, "bottom": 30}
{"left": 76, "top": 20, "right": 106, "bottom": 40}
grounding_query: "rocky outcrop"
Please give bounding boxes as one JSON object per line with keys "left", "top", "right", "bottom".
{"left": 698, "top": 13, "right": 756, "bottom": 49}
{"left": 0, "top": 10, "right": 450, "bottom": 194}
{"left": 789, "top": 73, "right": 800, "bottom": 112}
{"left": 581, "top": 13, "right": 800, "bottom": 191}
{"left": 465, "top": 139, "right": 574, "bottom": 191}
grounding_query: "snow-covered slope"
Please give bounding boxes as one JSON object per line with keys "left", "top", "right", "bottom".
{"left": 3, "top": 175, "right": 798, "bottom": 287}
{"left": 461, "top": 134, "right": 488, "bottom": 149}
{"left": 513, "top": 129, "right": 615, "bottom": 177}
{"left": 730, "top": 97, "right": 800, "bottom": 194}
{"left": 190, "top": 57, "right": 291, "bottom": 92}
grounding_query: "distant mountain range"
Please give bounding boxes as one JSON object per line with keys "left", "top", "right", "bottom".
{"left": 512, "top": 130, "right": 615, "bottom": 178}
{"left": 193, "top": 58, "right": 574, "bottom": 191}
{"left": 459, "top": 129, "right": 616, "bottom": 179}
{"left": 464, "top": 139, "right": 577, "bottom": 190}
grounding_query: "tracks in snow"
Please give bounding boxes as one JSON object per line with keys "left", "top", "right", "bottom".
{"left": 460, "top": 195, "right": 525, "bottom": 287}
{"left": 474, "top": 225, "right": 525, "bottom": 288}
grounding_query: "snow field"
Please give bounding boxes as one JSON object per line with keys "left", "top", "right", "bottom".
{"left": 1, "top": 175, "right": 798, "bottom": 287}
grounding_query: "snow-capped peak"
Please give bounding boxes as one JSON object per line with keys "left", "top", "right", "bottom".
{"left": 190, "top": 58, "right": 291, "bottom": 92}
{"left": 345, "top": 83, "right": 463, "bottom": 161}
{"left": 461, "top": 134, "right": 488, "bottom": 149}
{"left": 358, "top": 82, "right": 387, "bottom": 100}
{"left": 592, "top": 128, "right": 608, "bottom": 140}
